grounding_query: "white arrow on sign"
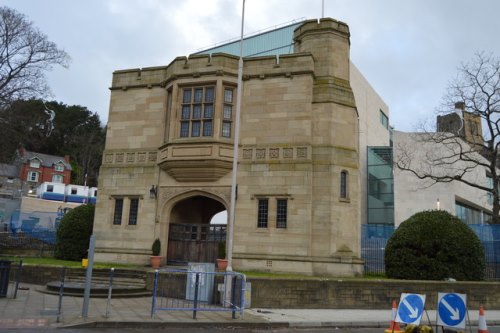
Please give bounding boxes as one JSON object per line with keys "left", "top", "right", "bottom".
{"left": 403, "top": 298, "right": 419, "bottom": 318}
{"left": 442, "top": 298, "right": 460, "bottom": 320}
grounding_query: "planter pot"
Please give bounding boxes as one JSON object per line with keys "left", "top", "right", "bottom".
{"left": 216, "top": 258, "right": 228, "bottom": 271}
{"left": 150, "top": 256, "right": 162, "bottom": 269}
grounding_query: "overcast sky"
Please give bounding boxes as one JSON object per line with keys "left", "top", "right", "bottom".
{"left": 3, "top": 0, "right": 500, "bottom": 131}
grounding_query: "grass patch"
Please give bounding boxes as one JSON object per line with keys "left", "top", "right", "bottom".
{"left": 241, "top": 270, "right": 389, "bottom": 280}
{"left": 0, "top": 256, "right": 144, "bottom": 269}
{"left": 363, "top": 272, "right": 387, "bottom": 279}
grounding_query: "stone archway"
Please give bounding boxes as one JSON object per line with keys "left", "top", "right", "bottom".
{"left": 166, "top": 195, "right": 227, "bottom": 265}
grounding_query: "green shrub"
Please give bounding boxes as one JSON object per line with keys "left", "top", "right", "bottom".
{"left": 151, "top": 238, "right": 161, "bottom": 256}
{"left": 217, "top": 241, "right": 226, "bottom": 259}
{"left": 385, "top": 210, "right": 485, "bottom": 281}
{"left": 55, "top": 204, "right": 94, "bottom": 261}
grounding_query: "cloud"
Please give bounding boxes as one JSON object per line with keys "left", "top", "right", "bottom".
{"left": 2, "top": 0, "right": 500, "bottom": 130}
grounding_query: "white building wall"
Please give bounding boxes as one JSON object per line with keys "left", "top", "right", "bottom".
{"left": 393, "top": 131, "right": 492, "bottom": 225}
{"left": 350, "top": 62, "right": 391, "bottom": 225}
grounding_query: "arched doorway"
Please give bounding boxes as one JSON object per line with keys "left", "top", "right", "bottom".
{"left": 167, "top": 195, "right": 227, "bottom": 265}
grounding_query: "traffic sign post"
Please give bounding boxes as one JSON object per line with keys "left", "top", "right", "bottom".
{"left": 396, "top": 293, "right": 426, "bottom": 326}
{"left": 437, "top": 293, "right": 467, "bottom": 329}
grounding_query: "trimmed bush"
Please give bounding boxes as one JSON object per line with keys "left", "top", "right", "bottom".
{"left": 55, "top": 204, "right": 94, "bottom": 261}
{"left": 151, "top": 238, "right": 161, "bottom": 256}
{"left": 385, "top": 210, "right": 485, "bottom": 281}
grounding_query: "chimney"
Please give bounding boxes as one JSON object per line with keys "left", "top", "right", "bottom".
{"left": 454, "top": 102, "right": 465, "bottom": 111}
{"left": 64, "top": 155, "right": 70, "bottom": 163}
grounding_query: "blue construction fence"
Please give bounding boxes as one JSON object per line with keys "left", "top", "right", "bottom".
{"left": 361, "top": 224, "right": 500, "bottom": 280}
{"left": 4, "top": 207, "right": 70, "bottom": 245}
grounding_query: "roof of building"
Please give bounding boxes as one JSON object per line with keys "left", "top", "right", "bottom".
{"left": 19, "top": 151, "right": 72, "bottom": 170}
{"left": 193, "top": 18, "right": 306, "bottom": 58}
{"left": 0, "top": 163, "right": 18, "bottom": 178}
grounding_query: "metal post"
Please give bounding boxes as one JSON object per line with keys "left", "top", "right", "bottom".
{"left": 82, "top": 235, "right": 96, "bottom": 317}
{"left": 57, "top": 267, "right": 66, "bottom": 323}
{"left": 13, "top": 259, "right": 22, "bottom": 299}
{"left": 193, "top": 273, "right": 200, "bottom": 319}
{"left": 239, "top": 274, "right": 246, "bottom": 318}
{"left": 151, "top": 269, "right": 159, "bottom": 318}
{"left": 105, "top": 267, "right": 114, "bottom": 318}
{"left": 227, "top": 0, "right": 245, "bottom": 273}
{"left": 231, "top": 274, "right": 237, "bottom": 319}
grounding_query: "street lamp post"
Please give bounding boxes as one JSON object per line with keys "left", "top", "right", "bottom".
{"left": 227, "top": 0, "right": 245, "bottom": 272}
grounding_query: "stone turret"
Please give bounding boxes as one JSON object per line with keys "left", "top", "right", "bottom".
{"left": 294, "top": 18, "right": 355, "bottom": 107}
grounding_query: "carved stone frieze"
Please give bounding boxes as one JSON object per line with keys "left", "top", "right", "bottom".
{"left": 115, "top": 153, "right": 124, "bottom": 163}
{"left": 137, "top": 152, "right": 146, "bottom": 162}
{"left": 297, "top": 147, "right": 308, "bottom": 158}
{"left": 240, "top": 146, "right": 310, "bottom": 161}
{"left": 104, "top": 154, "right": 114, "bottom": 164}
{"left": 256, "top": 149, "right": 266, "bottom": 159}
{"left": 243, "top": 149, "right": 253, "bottom": 159}
{"left": 148, "top": 152, "right": 158, "bottom": 162}
{"left": 101, "top": 150, "right": 159, "bottom": 165}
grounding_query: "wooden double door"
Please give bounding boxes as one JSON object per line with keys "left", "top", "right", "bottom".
{"left": 167, "top": 223, "right": 226, "bottom": 265}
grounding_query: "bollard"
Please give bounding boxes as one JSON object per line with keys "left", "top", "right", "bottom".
{"left": 105, "top": 267, "right": 115, "bottom": 318}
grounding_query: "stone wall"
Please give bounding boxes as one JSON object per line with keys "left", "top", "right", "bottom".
{"left": 248, "top": 277, "right": 500, "bottom": 310}
{"left": 9, "top": 265, "right": 500, "bottom": 309}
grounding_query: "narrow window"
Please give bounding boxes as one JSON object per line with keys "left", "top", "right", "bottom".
{"left": 47, "top": 185, "right": 54, "bottom": 192}
{"left": 340, "top": 171, "right": 348, "bottom": 199}
{"left": 113, "top": 198, "right": 123, "bottom": 225}
{"left": 128, "top": 198, "right": 139, "bottom": 225}
{"left": 276, "top": 199, "right": 288, "bottom": 228}
{"left": 380, "top": 110, "right": 389, "bottom": 129}
{"left": 222, "top": 88, "right": 233, "bottom": 138}
{"left": 257, "top": 199, "right": 269, "bottom": 228}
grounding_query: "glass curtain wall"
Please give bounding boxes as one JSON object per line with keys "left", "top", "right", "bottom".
{"left": 367, "top": 147, "right": 394, "bottom": 225}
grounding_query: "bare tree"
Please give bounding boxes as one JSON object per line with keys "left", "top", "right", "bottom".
{"left": 0, "top": 6, "right": 69, "bottom": 109}
{"left": 396, "top": 52, "right": 500, "bottom": 223}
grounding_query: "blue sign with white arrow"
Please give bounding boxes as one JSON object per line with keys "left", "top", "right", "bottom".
{"left": 437, "top": 293, "right": 467, "bottom": 328}
{"left": 396, "top": 293, "right": 426, "bottom": 325}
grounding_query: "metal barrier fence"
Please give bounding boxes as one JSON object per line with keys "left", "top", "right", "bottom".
{"left": 0, "top": 259, "right": 22, "bottom": 299}
{"left": 361, "top": 224, "right": 500, "bottom": 280}
{"left": 151, "top": 268, "right": 246, "bottom": 319}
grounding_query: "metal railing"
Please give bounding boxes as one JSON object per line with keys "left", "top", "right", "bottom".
{"left": 362, "top": 224, "right": 500, "bottom": 280}
{"left": 151, "top": 268, "right": 246, "bottom": 319}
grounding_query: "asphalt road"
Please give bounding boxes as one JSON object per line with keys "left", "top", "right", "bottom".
{"left": 1, "top": 328, "right": 500, "bottom": 333}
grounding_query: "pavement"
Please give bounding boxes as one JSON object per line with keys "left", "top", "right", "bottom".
{"left": 1, "top": 283, "right": 500, "bottom": 330}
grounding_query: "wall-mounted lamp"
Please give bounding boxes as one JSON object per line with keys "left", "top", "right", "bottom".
{"left": 149, "top": 185, "right": 157, "bottom": 199}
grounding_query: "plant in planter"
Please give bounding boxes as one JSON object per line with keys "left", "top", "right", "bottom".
{"left": 150, "top": 238, "right": 162, "bottom": 269}
{"left": 216, "top": 241, "right": 228, "bottom": 271}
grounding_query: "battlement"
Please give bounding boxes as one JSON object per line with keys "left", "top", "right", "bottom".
{"left": 111, "top": 51, "right": 315, "bottom": 90}
{"left": 294, "top": 18, "right": 350, "bottom": 43}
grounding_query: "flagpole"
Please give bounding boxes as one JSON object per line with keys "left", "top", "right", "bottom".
{"left": 227, "top": 0, "right": 245, "bottom": 272}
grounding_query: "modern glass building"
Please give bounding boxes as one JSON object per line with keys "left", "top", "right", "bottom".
{"left": 367, "top": 147, "right": 394, "bottom": 225}
{"left": 194, "top": 19, "right": 305, "bottom": 57}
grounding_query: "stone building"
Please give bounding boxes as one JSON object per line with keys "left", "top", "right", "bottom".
{"left": 93, "top": 18, "right": 389, "bottom": 276}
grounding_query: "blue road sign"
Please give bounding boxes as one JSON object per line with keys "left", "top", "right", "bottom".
{"left": 437, "top": 293, "right": 467, "bottom": 329}
{"left": 396, "top": 293, "right": 426, "bottom": 325}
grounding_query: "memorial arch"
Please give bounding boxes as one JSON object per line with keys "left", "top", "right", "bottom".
{"left": 159, "top": 190, "right": 228, "bottom": 264}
